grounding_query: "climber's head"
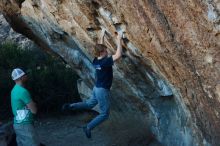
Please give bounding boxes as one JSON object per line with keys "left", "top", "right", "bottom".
{"left": 93, "top": 44, "right": 108, "bottom": 57}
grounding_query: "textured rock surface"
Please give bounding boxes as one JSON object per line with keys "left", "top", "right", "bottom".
{"left": 0, "top": 0, "right": 220, "bottom": 145}
{"left": 0, "top": 13, "right": 33, "bottom": 48}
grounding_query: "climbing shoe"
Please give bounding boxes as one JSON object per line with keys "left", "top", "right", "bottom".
{"left": 83, "top": 126, "right": 91, "bottom": 139}
{"left": 61, "top": 103, "right": 71, "bottom": 111}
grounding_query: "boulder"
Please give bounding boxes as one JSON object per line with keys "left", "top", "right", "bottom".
{"left": 0, "top": 0, "right": 219, "bottom": 145}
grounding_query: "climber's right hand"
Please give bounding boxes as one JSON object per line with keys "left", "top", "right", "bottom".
{"left": 115, "top": 31, "right": 123, "bottom": 40}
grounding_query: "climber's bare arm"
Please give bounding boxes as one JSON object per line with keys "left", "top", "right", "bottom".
{"left": 98, "top": 28, "right": 106, "bottom": 44}
{"left": 98, "top": 28, "right": 122, "bottom": 61}
{"left": 112, "top": 33, "right": 122, "bottom": 61}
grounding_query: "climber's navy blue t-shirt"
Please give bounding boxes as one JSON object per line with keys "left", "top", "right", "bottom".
{"left": 93, "top": 56, "right": 114, "bottom": 90}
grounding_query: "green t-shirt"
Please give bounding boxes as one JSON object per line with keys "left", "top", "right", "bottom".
{"left": 11, "top": 84, "right": 34, "bottom": 124}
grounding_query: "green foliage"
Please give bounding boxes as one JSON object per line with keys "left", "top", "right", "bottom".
{"left": 0, "top": 42, "right": 80, "bottom": 119}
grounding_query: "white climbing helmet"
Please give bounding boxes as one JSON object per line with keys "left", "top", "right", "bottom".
{"left": 11, "top": 68, "right": 26, "bottom": 80}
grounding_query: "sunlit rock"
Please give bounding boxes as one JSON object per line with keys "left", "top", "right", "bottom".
{"left": 0, "top": 0, "right": 219, "bottom": 145}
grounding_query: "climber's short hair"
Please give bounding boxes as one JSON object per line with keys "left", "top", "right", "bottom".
{"left": 93, "top": 44, "right": 107, "bottom": 57}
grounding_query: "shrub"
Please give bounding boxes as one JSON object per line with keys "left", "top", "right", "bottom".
{"left": 0, "top": 42, "right": 80, "bottom": 120}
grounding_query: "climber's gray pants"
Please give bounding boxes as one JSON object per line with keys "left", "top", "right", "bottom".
{"left": 71, "top": 86, "right": 110, "bottom": 130}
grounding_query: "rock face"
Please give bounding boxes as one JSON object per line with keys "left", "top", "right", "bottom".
{"left": 0, "top": 0, "right": 219, "bottom": 145}
{"left": 0, "top": 12, "right": 33, "bottom": 48}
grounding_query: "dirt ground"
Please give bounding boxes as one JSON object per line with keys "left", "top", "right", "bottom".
{"left": 35, "top": 112, "right": 161, "bottom": 146}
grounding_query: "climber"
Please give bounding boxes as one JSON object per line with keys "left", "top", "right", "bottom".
{"left": 62, "top": 29, "right": 123, "bottom": 138}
